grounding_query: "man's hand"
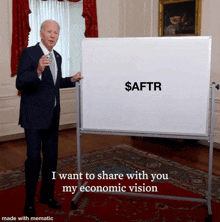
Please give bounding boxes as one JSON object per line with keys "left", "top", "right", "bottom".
{"left": 71, "top": 72, "right": 83, "bottom": 82}
{"left": 37, "top": 55, "right": 51, "bottom": 75}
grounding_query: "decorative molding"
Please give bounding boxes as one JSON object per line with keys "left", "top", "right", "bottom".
{"left": 0, "top": 123, "right": 76, "bottom": 142}
{"left": 0, "top": 95, "right": 20, "bottom": 100}
{"left": 0, "top": 88, "right": 76, "bottom": 138}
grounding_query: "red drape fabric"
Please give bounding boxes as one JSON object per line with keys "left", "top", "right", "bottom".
{"left": 82, "top": 0, "right": 98, "bottom": 37}
{"left": 66, "top": 0, "right": 81, "bottom": 1}
{"left": 11, "top": 0, "right": 31, "bottom": 77}
{"left": 11, "top": 0, "right": 98, "bottom": 77}
{"left": 42, "top": 0, "right": 81, "bottom": 2}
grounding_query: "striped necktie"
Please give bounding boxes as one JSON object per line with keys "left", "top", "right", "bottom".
{"left": 49, "top": 52, "right": 56, "bottom": 84}
{"left": 49, "top": 52, "right": 57, "bottom": 106}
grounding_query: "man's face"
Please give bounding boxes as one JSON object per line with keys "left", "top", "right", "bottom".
{"left": 40, "top": 21, "right": 59, "bottom": 51}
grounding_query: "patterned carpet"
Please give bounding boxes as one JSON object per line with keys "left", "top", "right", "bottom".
{"left": 1, "top": 144, "right": 220, "bottom": 203}
{"left": 1, "top": 144, "right": 220, "bottom": 221}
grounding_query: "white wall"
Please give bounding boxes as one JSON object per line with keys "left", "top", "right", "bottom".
{"left": 200, "top": 1, "right": 220, "bottom": 144}
{"left": 0, "top": 0, "right": 23, "bottom": 138}
{"left": 1, "top": 0, "right": 220, "bottom": 144}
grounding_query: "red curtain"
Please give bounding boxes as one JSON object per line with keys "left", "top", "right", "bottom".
{"left": 42, "top": 0, "right": 81, "bottom": 2}
{"left": 83, "top": 0, "right": 98, "bottom": 37}
{"left": 11, "top": 0, "right": 98, "bottom": 77}
{"left": 11, "top": 0, "right": 31, "bottom": 77}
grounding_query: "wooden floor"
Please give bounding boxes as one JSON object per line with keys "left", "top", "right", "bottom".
{"left": 1, "top": 128, "right": 220, "bottom": 176}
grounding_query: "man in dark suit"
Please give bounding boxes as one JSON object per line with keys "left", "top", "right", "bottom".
{"left": 16, "top": 19, "right": 83, "bottom": 217}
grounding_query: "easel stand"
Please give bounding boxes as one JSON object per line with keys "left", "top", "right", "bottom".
{"left": 71, "top": 82, "right": 219, "bottom": 222}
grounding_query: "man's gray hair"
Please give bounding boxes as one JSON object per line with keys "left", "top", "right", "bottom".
{"left": 40, "top": 19, "right": 60, "bottom": 32}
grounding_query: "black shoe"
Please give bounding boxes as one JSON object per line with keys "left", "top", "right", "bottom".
{"left": 23, "top": 204, "right": 35, "bottom": 217}
{"left": 39, "top": 198, "right": 61, "bottom": 209}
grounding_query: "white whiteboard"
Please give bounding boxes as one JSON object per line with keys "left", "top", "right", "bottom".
{"left": 81, "top": 37, "right": 212, "bottom": 136}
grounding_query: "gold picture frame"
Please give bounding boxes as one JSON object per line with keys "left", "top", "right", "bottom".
{"left": 159, "top": 0, "right": 201, "bottom": 36}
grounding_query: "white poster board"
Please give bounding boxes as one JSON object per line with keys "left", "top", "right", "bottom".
{"left": 81, "top": 37, "right": 212, "bottom": 136}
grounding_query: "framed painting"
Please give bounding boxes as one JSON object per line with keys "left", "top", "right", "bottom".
{"left": 159, "top": 0, "right": 201, "bottom": 36}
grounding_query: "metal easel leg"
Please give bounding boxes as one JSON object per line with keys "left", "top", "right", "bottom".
{"left": 205, "top": 82, "right": 218, "bottom": 222}
{"left": 71, "top": 81, "right": 84, "bottom": 210}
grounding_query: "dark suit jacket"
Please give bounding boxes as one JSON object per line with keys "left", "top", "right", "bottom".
{"left": 16, "top": 43, "right": 75, "bottom": 129}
